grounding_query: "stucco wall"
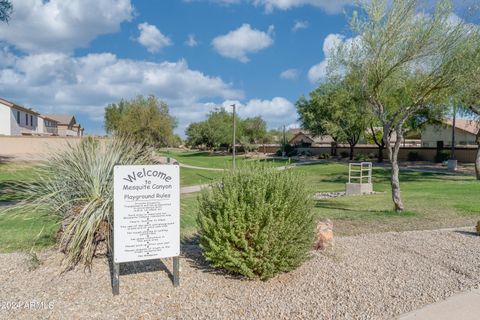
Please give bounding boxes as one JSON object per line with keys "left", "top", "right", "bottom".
{"left": 0, "top": 103, "right": 11, "bottom": 135}
{"left": 0, "top": 136, "right": 83, "bottom": 161}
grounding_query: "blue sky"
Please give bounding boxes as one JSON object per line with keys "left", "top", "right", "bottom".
{"left": 0, "top": 0, "right": 477, "bottom": 137}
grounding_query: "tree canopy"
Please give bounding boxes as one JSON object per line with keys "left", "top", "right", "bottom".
{"left": 330, "top": 0, "right": 478, "bottom": 210}
{"left": 297, "top": 77, "right": 369, "bottom": 159}
{"left": 0, "top": 0, "right": 12, "bottom": 23}
{"left": 185, "top": 108, "right": 267, "bottom": 150}
{"left": 104, "top": 95, "right": 177, "bottom": 147}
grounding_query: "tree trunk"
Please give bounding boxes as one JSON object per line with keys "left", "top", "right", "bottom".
{"left": 378, "top": 146, "right": 384, "bottom": 163}
{"left": 370, "top": 125, "right": 384, "bottom": 163}
{"left": 386, "top": 126, "right": 404, "bottom": 211}
{"left": 349, "top": 144, "right": 354, "bottom": 160}
{"left": 476, "top": 130, "right": 480, "bottom": 180}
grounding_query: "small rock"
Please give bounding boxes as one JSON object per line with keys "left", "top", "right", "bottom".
{"left": 314, "top": 219, "right": 334, "bottom": 250}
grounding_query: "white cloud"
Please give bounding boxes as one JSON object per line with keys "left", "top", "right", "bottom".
{"left": 185, "top": 34, "right": 198, "bottom": 47}
{"left": 0, "top": 0, "right": 133, "bottom": 53}
{"left": 191, "top": 0, "right": 354, "bottom": 14}
{"left": 137, "top": 23, "right": 172, "bottom": 53}
{"left": 280, "top": 68, "right": 300, "bottom": 80}
{"left": 308, "top": 33, "right": 346, "bottom": 83}
{"left": 212, "top": 24, "right": 274, "bottom": 62}
{"left": 220, "top": 97, "right": 296, "bottom": 128}
{"left": 253, "top": 0, "right": 354, "bottom": 14}
{"left": 292, "top": 20, "right": 309, "bottom": 32}
{"left": 0, "top": 51, "right": 243, "bottom": 134}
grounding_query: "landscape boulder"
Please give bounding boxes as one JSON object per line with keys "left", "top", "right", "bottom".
{"left": 314, "top": 219, "right": 334, "bottom": 250}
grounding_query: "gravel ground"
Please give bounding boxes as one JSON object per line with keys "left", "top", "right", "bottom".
{"left": 0, "top": 228, "right": 479, "bottom": 320}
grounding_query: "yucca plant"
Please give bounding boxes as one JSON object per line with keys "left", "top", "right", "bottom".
{"left": 12, "top": 137, "right": 155, "bottom": 270}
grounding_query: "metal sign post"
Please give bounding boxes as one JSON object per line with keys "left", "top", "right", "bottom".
{"left": 112, "top": 162, "right": 180, "bottom": 295}
{"left": 167, "top": 156, "right": 180, "bottom": 287}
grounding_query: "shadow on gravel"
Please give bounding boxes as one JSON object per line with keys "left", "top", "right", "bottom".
{"left": 454, "top": 230, "right": 479, "bottom": 237}
{"left": 181, "top": 235, "right": 245, "bottom": 280}
{"left": 107, "top": 254, "right": 175, "bottom": 292}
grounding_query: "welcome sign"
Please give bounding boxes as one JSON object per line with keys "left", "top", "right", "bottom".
{"left": 114, "top": 164, "right": 180, "bottom": 264}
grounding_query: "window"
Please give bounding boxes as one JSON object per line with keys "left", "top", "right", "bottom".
{"left": 16, "top": 111, "right": 20, "bottom": 124}
{"left": 30, "top": 115, "right": 33, "bottom": 127}
{"left": 25, "top": 114, "right": 28, "bottom": 126}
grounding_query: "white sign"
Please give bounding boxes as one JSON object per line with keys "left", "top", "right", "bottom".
{"left": 114, "top": 164, "right": 180, "bottom": 263}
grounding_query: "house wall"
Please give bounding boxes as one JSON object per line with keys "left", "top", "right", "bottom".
{"left": 0, "top": 136, "right": 84, "bottom": 161}
{"left": 421, "top": 125, "right": 476, "bottom": 147}
{"left": 0, "top": 103, "right": 11, "bottom": 135}
{"left": 37, "top": 117, "right": 45, "bottom": 134}
{"left": 8, "top": 108, "right": 38, "bottom": 136}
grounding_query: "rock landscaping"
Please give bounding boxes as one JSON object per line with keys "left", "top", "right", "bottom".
{"left": 1, "top": 227, "right": 479, "bottom": 319}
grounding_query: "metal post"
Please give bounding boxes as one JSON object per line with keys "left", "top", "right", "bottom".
{"left": 166, "top": 155, "right": 180, "bottom": 287}
{"left": 451, "top": 104, "right": 456, "bottom": 160}
{"left": 231, "top": 104, "right": 236, "bottom": 170}
{"left": 173, "top": 257, "right": 180, "bottom": 287}
{"left": 112, "top": 262, "right": 120, "bottom": 295}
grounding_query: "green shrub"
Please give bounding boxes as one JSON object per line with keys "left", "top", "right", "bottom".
{"left": 197, "top": 164, "right": 315, "bottom": 280}
{"left": 318, "top": 153, "right": 330, "bottom": 159}
{"left": 12, "top": 137, "right": 155, "bottom": 270}
{"left": 354, "top": 153, "right": 368, "bottom": 161}
{"left": 340, "top": 151, "right": 349, "bottom": 158}
{"left": 275, "top": 144, "right": 296, "bottom": 157}
{"left": 435, "top": 150, "right": 450, "bottom": 163}
{"left": 407, "top": 151, "right": 422, "bottom": 161}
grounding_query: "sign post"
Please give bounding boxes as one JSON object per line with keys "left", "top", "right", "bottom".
{"left": 113, "top": 163, "right": 180, "bottom": 295}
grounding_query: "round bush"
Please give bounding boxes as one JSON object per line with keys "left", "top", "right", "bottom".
{"left": 197, "top": 164, "right": 315, "bottom": 280}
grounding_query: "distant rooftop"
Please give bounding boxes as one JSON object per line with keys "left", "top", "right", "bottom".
{"left": 45, "top": 114, "right": 76, "bottom": 125}
{"left": 444, "top": 119, "right": 480, "bottom": 135}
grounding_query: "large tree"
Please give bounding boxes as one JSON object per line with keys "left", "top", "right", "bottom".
{"left": 185, "top": 108, "right": 238, "bottom": 149}
{"left": 0, "top": 0, "right": 12, "bottom": 23}
{"left": 104, "top": 95, "right": 177, "bottom": 147}
{"left": 297, "top": 77, "right": 368, "bottom": 160}
{"left": 333, "top": 0, "right": 475, "bottom": 211}
{"left": 454, "top": 32, "right": 480, "bottom": 179}
{"left": 241, "top": 116, "right": 267, "bottom": 145}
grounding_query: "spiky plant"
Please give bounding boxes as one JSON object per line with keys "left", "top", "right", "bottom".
{"left": 13, "top": 137, "right": 155, "bottom": 270}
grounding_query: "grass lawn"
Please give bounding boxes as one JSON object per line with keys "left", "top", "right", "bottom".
{"left": 159, "top": 149, "right": 293, "bottom": 169}
{"left": 296, "top": 162, "right": 480, "bottom": 235}
{"left": 0, "top": 162, "right": 44, "bottom": 202}
{"left": 180, "top": 167, "right": 223, "bottom": 186}
{"left": 2, "top": 159, "right": 479, "bottom": 252}
{"left": 0, "top": 207, "right": 60, "bottom": 252}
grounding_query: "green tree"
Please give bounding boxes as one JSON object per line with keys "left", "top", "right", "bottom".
{"left": 241, "top": 116, "right": 267, "bottom": 144}
{"left": 452, "top": 32, "right": 480, "bottom": 179}
{"left": 333, "top": 0, "right": 475, "bottom": 210}
{"left": 104, "top": 95, "right": 177, "bottom": 147}
{"left": 185, "top": 108, "right": 242, "bottom": 149}
{"left": 297, "top": 78, "right": 368, "bottom": 160}
{"left": 0, "top": 0, "right": 12, "bottom": 23}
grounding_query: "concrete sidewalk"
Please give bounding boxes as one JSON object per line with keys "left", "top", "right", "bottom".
{"left": 397, "top": 288, "right": 480, "bottom": 319}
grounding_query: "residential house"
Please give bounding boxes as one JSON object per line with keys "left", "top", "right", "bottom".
{"left": 0, "top": 98, "right": 41, "bottom": 136}
{"left": 45, "top": 114, "right": 84, "bottom": 137}
{"left": 38, "top": 115, "right": 59, "bottom": 136}
{"left": 421, "top": 119, "right": 479, "bottom": 147}
{"left": 288, "top": 129, "right": 333, "bottom": 147}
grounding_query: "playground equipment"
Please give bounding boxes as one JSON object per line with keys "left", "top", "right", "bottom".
{"left": 346, "top": 162, "right": 373, "bottom": 196}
